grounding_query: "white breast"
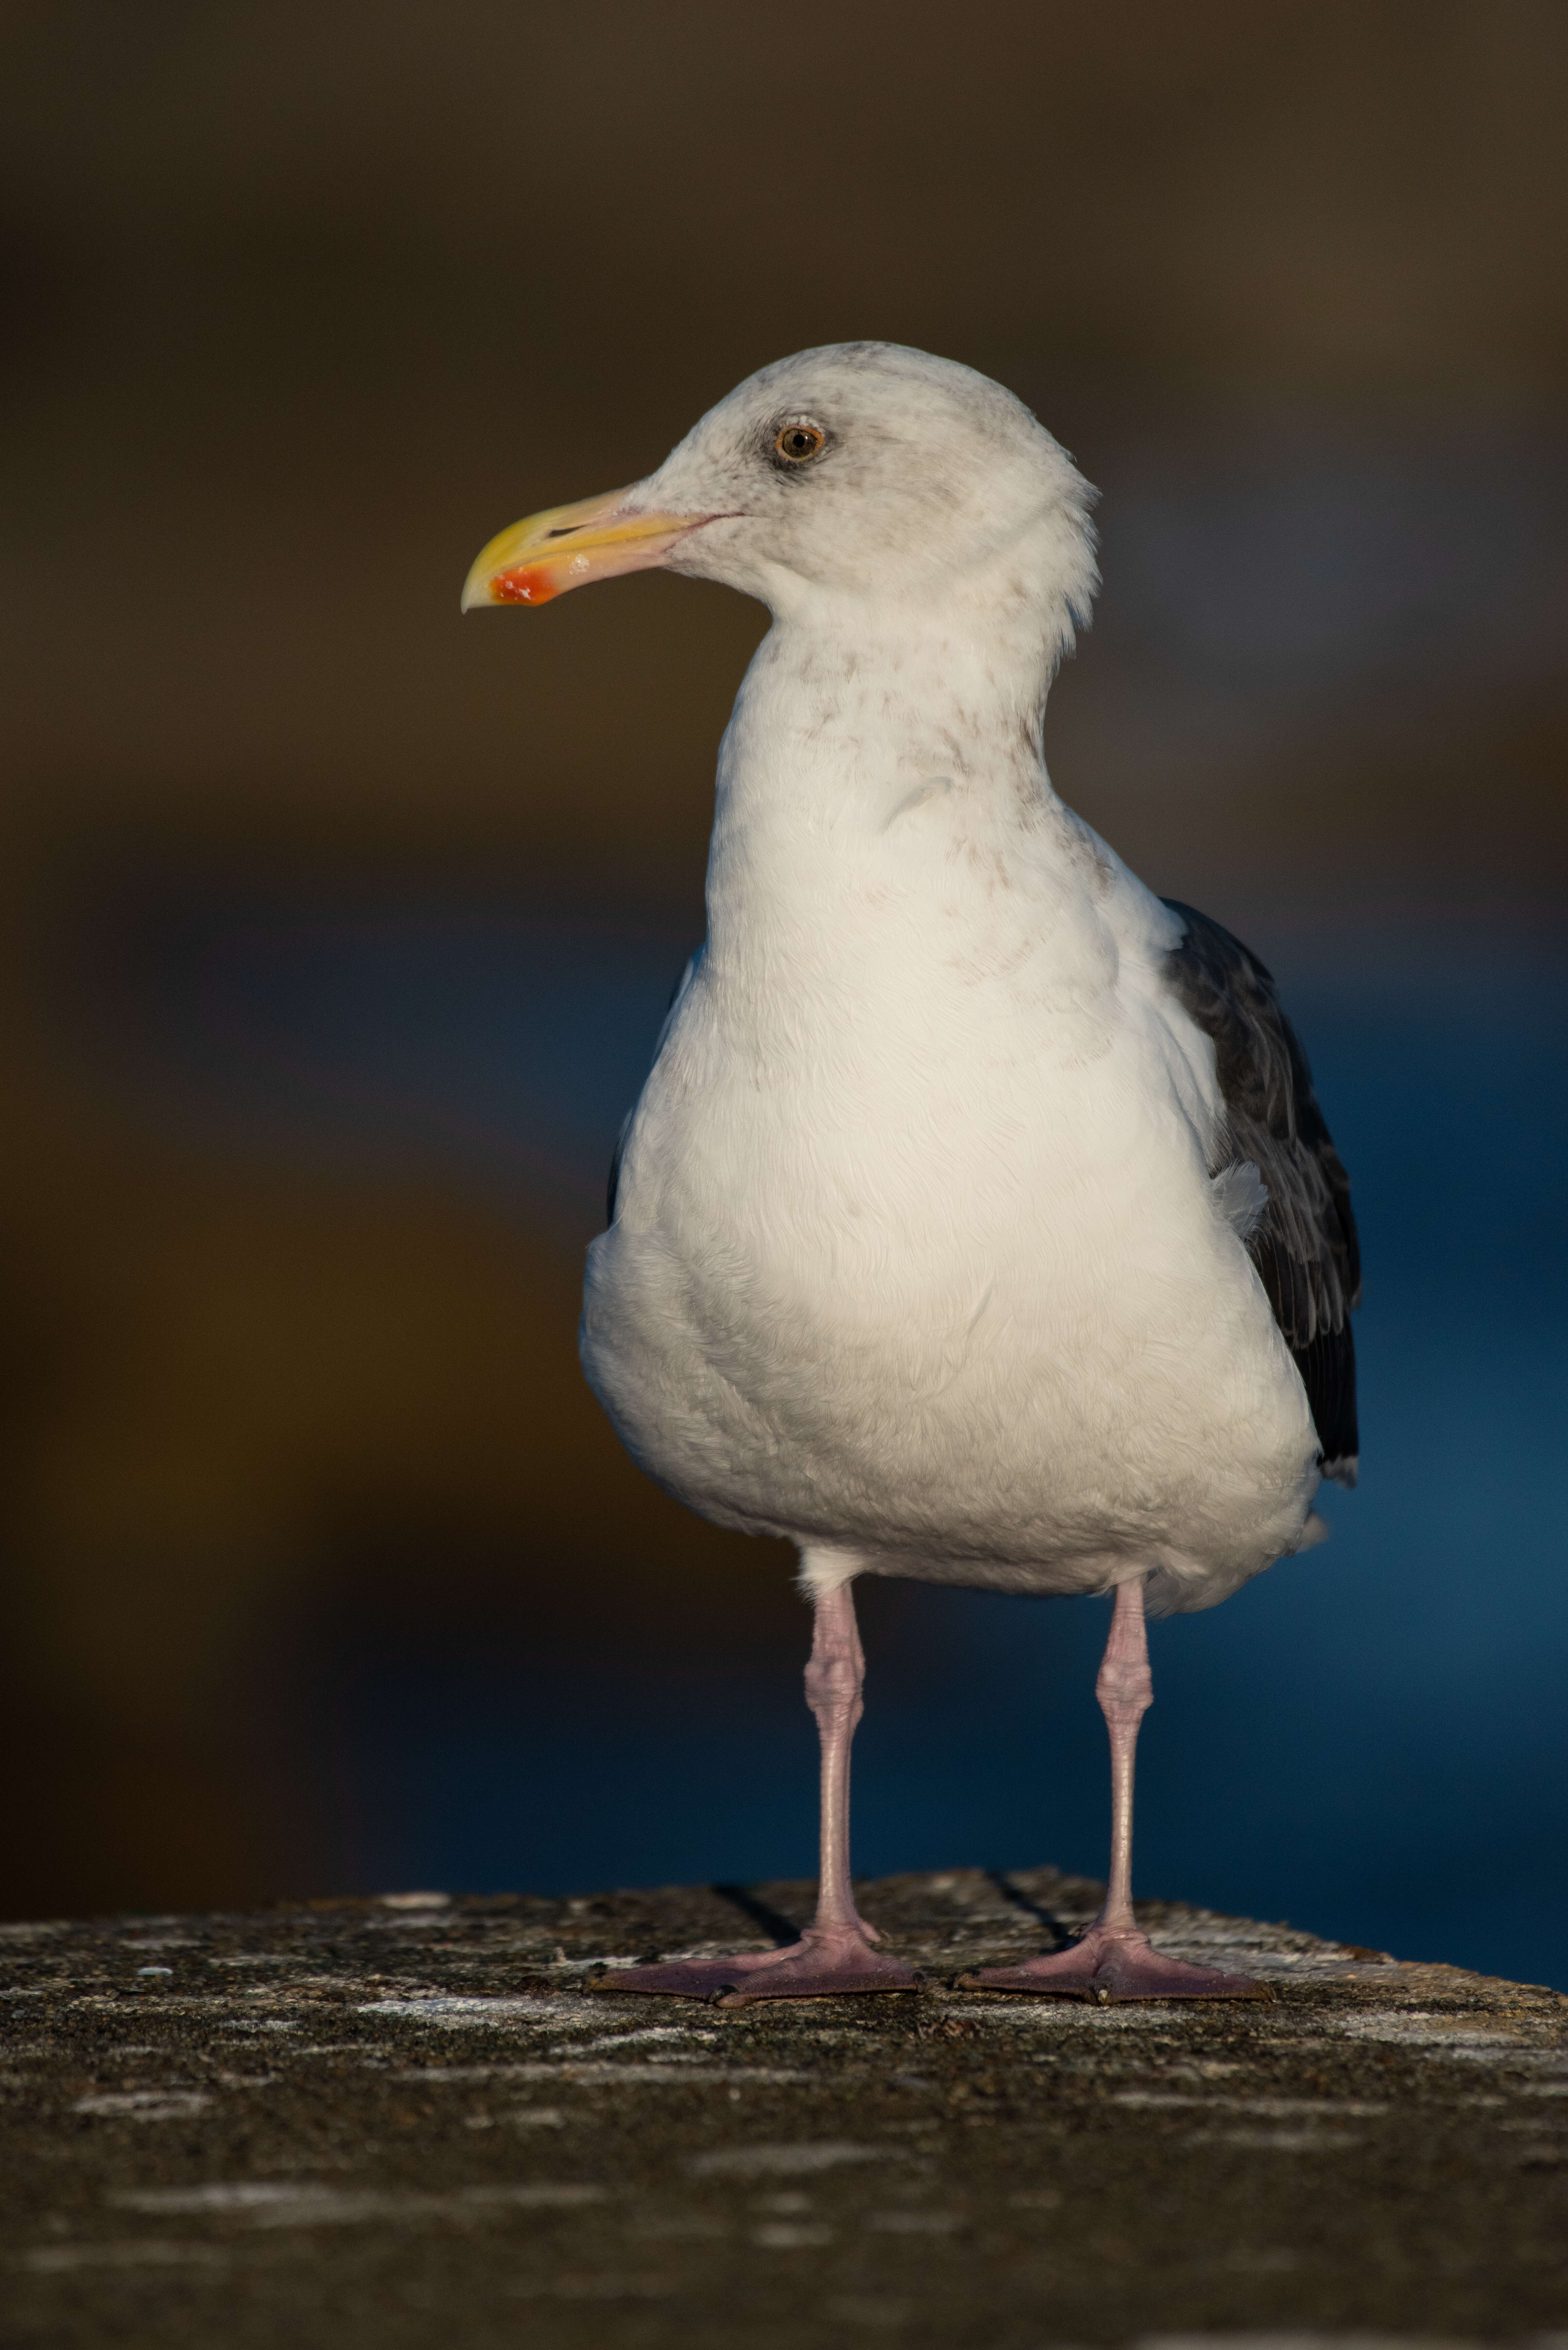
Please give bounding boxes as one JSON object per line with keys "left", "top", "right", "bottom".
{"left": 580, "top": 626, "right": 1319, "bottom": 1612}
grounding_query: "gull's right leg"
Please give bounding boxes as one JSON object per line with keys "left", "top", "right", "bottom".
{"left": 596, "top": 1565, "right": 921, "bottom": 2007}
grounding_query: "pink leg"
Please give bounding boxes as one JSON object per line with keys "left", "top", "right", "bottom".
{"left": 966, "top": 1576, "right": 1262, "bottom": 2001}
{"left": 597, "top": 1578, "right": 921, "bottom": 2006}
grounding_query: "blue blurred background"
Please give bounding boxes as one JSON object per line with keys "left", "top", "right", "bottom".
{"left": 1, "top": 2, "right": 1564, "bottom": 1991}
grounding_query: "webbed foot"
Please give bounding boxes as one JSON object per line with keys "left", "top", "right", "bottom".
{"left": 962, "top": 1924, "right": 1264, "bottom": 2002}
{"left": 595, "top": 1925, "right": 922, "bottom": 2007}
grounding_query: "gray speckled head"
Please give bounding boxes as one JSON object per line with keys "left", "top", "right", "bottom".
{"left": 644, "top": 341, "right": 1098, "bottom": 624}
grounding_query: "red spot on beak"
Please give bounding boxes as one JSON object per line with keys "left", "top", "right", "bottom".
{"left": 491, "top": 565, "right": 560, "bottom": 605}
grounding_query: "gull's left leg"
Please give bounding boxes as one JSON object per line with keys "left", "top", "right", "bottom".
{"left": 597, "top": 1570, "right": 921, "bottom": 2006}
{"left": 967, "top": 1574, "right": 1262, "bottom": 2000}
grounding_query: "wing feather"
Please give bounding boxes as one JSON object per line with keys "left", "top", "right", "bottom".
{"left": 1161, "top": 900, "right": 1361, "bottom": 1484}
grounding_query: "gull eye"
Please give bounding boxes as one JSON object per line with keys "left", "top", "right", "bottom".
{"left": 773, "top": 421, "right": 825, "bottom": 465}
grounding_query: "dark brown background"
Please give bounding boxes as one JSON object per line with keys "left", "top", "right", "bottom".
{"left": 1, "top": 2, "right": 1564, "bottom": 1934}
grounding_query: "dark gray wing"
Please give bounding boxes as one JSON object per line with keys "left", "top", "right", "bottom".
{"left": 1161, "top": 900, "right": 1361, "bottom": 1485}
{"left": 606, "top": 950, "right": 701, "bottom": 1226}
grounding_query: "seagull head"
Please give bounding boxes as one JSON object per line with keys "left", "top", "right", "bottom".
{"left": 462, "top": 342, "right": 1097, "bottom": 639}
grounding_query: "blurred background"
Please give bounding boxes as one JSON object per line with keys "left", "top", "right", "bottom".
{"left": 2, "top": 1, "right": 1565, "bottom": 1987}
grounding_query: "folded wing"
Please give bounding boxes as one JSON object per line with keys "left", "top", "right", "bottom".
{"left": 1161, "top": 900, "right": 1361, "bottom": 1486}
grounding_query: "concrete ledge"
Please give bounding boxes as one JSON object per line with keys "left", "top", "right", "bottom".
{"left": 2, "top": 1866, "right": 1564, "bottom": 2346}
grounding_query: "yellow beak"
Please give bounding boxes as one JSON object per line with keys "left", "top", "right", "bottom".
{"left": 460, "top": 486, "right": 706, "bottom": 610}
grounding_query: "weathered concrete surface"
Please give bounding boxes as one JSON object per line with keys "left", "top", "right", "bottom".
{"left": 2, "top": 1867, "right": 1565, "bottom": 2348}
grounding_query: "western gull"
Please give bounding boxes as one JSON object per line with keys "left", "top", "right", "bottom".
{"left": 462, "top": 343, "right": 1360, "bottom": 2003}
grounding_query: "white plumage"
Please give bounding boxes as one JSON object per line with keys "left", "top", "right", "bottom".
{"left": 466, "top": 342, "right": 1358, "bottom": 2005}
{"left": 584, "top": 665, "right": 1320, "bottom": 1616}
